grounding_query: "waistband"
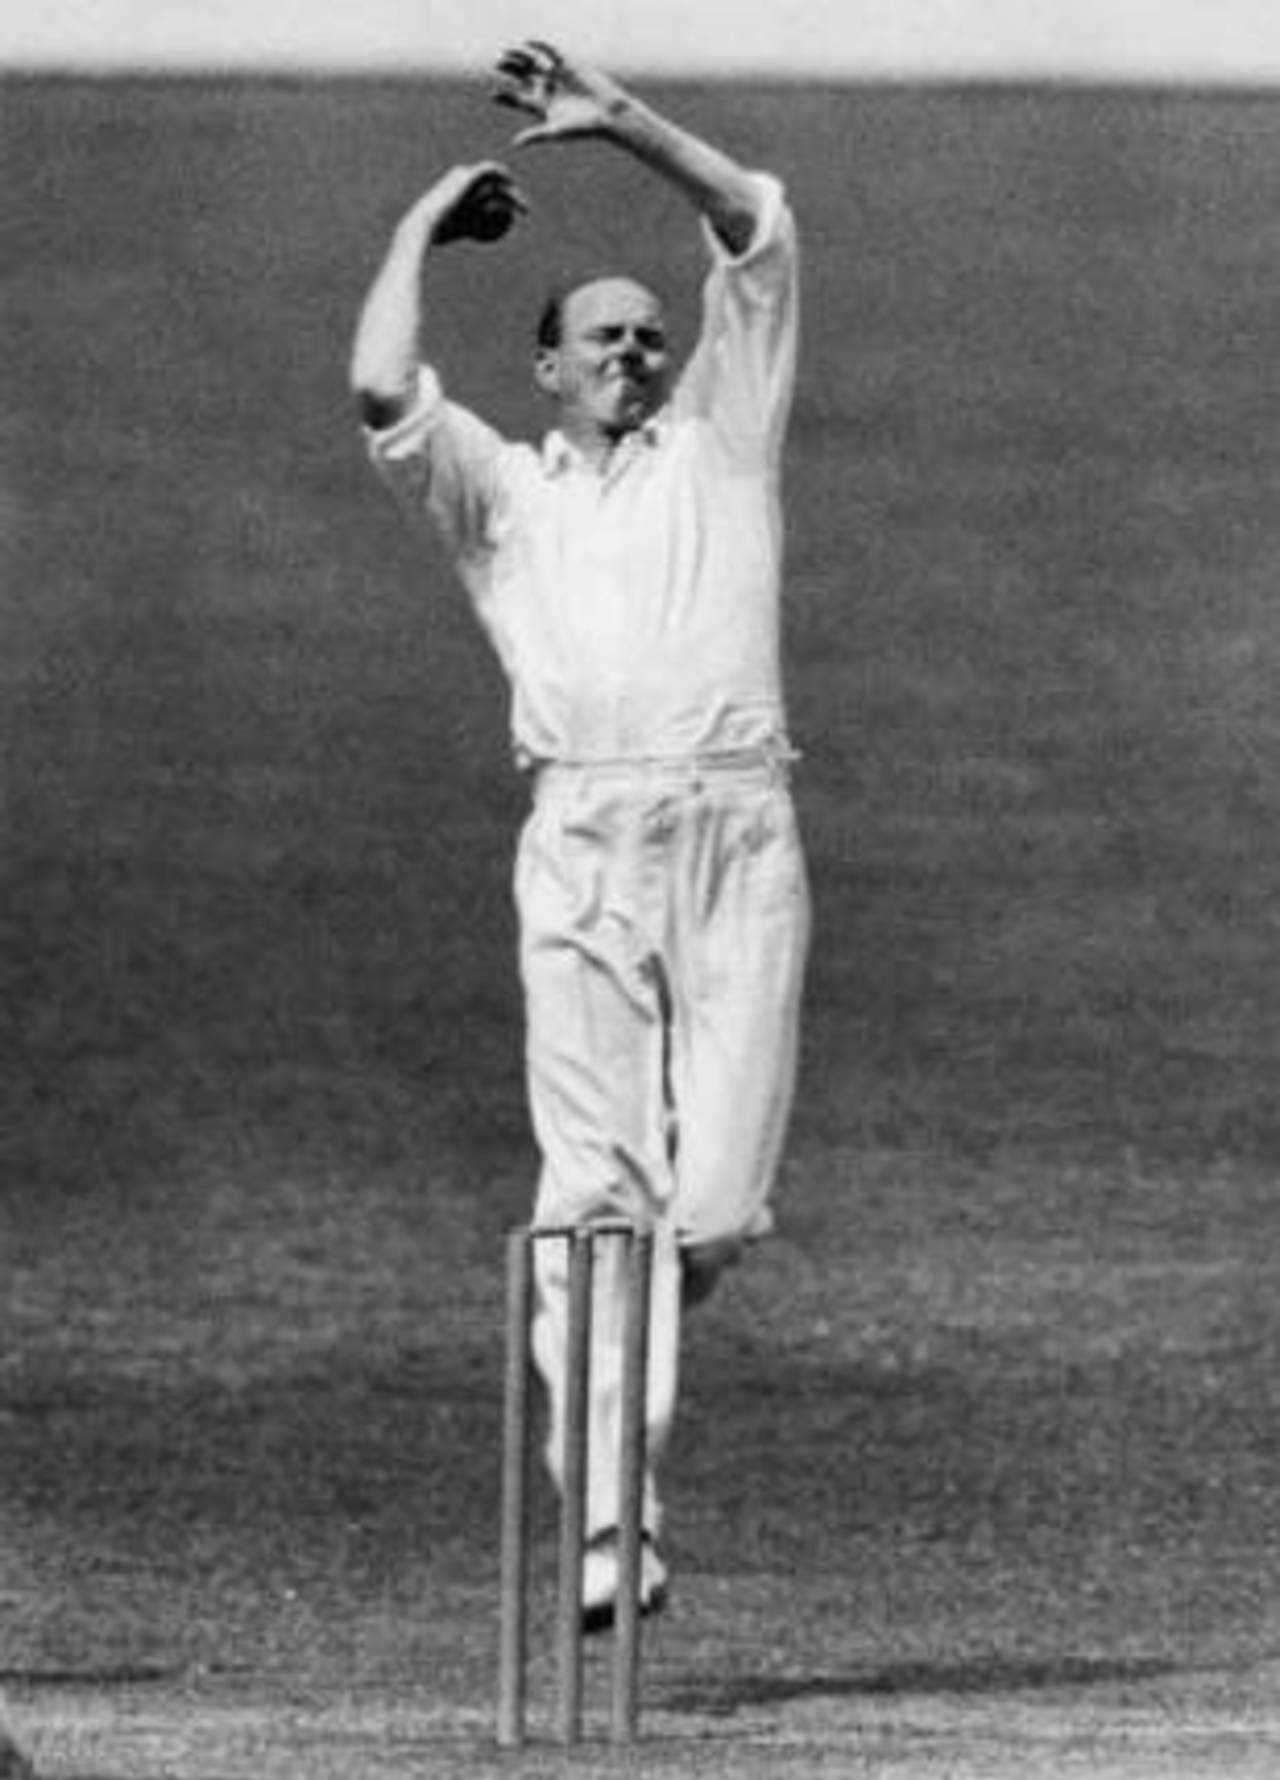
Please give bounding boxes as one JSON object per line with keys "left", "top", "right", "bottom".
{"left": 529, "top": 743, "right": 799, "bottom": 792}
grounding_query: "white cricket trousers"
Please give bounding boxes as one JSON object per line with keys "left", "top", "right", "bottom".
{"left": 515, "top": 754, "right": 810, "bottom": 1538}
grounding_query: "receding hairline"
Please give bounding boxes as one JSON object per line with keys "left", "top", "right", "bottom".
{"left": 535, "top": 273, "right": 664, "bottom": 350}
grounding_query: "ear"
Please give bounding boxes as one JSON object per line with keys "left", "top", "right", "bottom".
{"left": 533, "top": 345, "right": 560, "bottom": 397}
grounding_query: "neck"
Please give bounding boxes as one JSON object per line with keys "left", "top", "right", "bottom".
{"left": 563, "top": 420, "right": 627, "bottom": 470}
{"left": 557, "top": 407, "right": 657, "bottom": 471}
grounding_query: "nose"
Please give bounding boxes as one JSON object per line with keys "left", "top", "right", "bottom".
{"left": 618, "top": 331, "right": 654, "bottom": 366}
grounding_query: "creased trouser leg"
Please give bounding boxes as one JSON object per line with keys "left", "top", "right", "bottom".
{"left": 530, "top": 1225, "right": 680, "bottom": 1538}
{"left": 515, "top": 767, "right": 808, "bottom": 1536}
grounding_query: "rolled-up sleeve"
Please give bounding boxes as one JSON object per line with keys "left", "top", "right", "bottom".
{"left": 674, "top": 172, "right": 799, "bottom": 467}
{"left": 365, "top": 365, "right": 507, "bottom": 568}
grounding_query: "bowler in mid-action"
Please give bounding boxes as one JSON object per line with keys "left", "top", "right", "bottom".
{"left": 350, "top": 39, "right": 809, "bottom": 1627}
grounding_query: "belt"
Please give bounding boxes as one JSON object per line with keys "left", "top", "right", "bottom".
{"left": 529, "top": 743, "right": 799, "bottom": 792}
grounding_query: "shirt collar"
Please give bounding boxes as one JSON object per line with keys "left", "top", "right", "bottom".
{"left": 540, "top": 414, "right": 666, "bottom": 477}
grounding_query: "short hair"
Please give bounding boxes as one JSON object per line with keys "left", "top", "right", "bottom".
{"left": 535, "top": 287, "right": 570, "bottom": 351}
{"left": 535, "top": 270, "right": 651, "bottom": 350}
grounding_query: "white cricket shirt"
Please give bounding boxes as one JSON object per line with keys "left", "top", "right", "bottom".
{"left": 367, "top": 173, "right": 798, "bottom": 768}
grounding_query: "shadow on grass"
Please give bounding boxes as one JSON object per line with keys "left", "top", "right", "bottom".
{"left": 660, "top": 1652, "right": 1178, "bottom": 1717}
{"left": 0, "top": 1665, "right": 180, "bottom": 1690}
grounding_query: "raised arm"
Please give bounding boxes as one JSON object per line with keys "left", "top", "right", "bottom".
{"left": 493, "top": 41, "right": 763, "bottom": 257}
{"left": 349, "top": 161, "right": 527, "bottom": 429}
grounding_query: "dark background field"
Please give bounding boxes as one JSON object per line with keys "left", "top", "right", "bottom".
{"left": 4, "top": 76, "right": 1280, "bottom": 1770}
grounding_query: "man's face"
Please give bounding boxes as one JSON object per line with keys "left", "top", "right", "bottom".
{"left": 536, "top": 278, "right": 670, "bottom": 443}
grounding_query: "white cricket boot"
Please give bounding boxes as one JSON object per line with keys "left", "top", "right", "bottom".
{"left": 580, "top": 1529, "right": 669, "bottom": 1634}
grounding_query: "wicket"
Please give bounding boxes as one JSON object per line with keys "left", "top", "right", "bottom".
{"left": 497, "top": 1221, "right": 656, "bottom": 1748}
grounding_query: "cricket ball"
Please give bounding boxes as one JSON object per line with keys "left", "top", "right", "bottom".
{"left": 470, "top": 196, "right": 514, "bottom": 242}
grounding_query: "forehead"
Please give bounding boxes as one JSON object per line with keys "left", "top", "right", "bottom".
{"left": 560, "top": 278, "right": 665, "bottom": 337}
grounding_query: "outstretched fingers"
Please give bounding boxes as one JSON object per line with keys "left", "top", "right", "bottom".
{"left": 492, "top": 39, "right": 564, "bottom": 119}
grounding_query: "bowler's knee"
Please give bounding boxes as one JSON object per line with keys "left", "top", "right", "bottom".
{"left": 679, "top": 1235, "right": 745, "bottom": 1310}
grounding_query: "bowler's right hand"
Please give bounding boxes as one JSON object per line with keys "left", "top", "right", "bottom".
{"left": 492, "top": 41, "right": 627, "bottom": 146}
{"left": 423, "top": 161, "right": 528, "bottom": 245}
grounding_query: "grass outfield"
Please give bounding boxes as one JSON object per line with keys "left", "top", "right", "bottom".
{"left": 4, "top": 76, "right": 1280, "bottom": 1774}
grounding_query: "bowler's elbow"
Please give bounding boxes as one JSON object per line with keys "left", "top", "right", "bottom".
{"left": 354, "top": 383, "right": 409, "bottom": 431}
{"left": 711, "top": 199, "right": 763, "bottom": 259}
{"left": 349, "top": 333, "right": 416, "bottom": 429}
{"left": 704, "top": 172, "right": 771, "bottom": 258}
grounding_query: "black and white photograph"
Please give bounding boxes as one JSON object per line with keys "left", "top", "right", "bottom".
{"left": 3, "top": 2, "right": 1280, "bottom": 1773}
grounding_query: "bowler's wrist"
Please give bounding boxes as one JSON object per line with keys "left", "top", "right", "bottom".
{"left": 602, "top": 88, "right": 657, "bottom": 139}
{"left": 396, "top": 200, "right": 447, "bottom": 253}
